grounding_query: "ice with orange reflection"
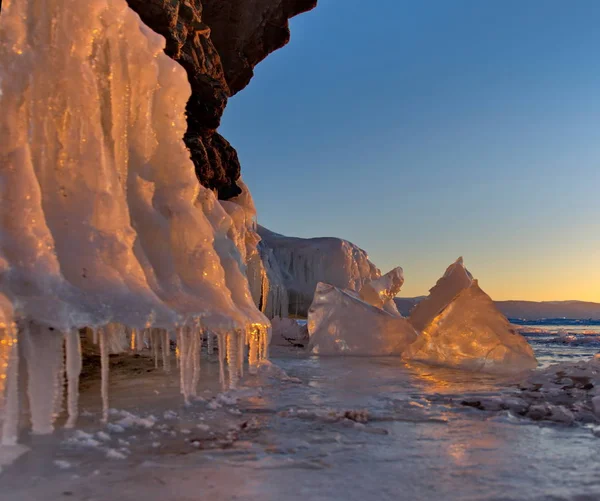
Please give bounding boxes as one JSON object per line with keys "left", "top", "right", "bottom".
{"left": 308, "top": 282, "right": 418, "bottom": 356}
{"left": 404, "top": 280, "right": 537, "bottom": 373}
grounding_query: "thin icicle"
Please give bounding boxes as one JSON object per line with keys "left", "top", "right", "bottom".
{"left": 161, "top": 330, "right": 171, "bottom": 373}
{"left": 217, "top": 333, "right": 225, "bottom": 390}
{"left": 238, "top": 329, "right": 245, "bottom": 378}
{"left": 99, "top": 328, "right": 109, "bottom": 423}
{"left": 177, "top": 327, "right": 186, "bottom": 397}
{"left": 1, "top": 327, "right": 20, "bottom": 446}
{"left": 152, "top": 329, "right": 159, "bottom": 369}
{"left": 191, "top": 330, "right": 200, "bottom": 398}
{"left": 22, "top": 323, "right": 64, "bottom": 435}
{"left": 52, "top": 339, "right": 66, "bottom": 421}
{"left": 176, "top": 328, "right": 182, "bottom": 369}
{"left": 248, "top": 327, "right": 260, "bottom": 375}
{"left": 207, "top": 330, "right": 214, "bottom": 355}
{"left": 226, "top": 331, "right": 240, "bottom": 389}
{"left": 64, "top": 331, "right": 82, "bottom": 429}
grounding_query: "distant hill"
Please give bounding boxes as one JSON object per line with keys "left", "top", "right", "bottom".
{"left": 394, "top": 298, "right": 600, "bottom": 321}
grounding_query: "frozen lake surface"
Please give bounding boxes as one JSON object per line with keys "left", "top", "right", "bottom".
{"left": 1, "top": 333, "right": 599, "bottom": 501}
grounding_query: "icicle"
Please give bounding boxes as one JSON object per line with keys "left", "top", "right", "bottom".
{"left": 248, "top": 327, "right": 259, "bottom": 375}
{"left": 22, "top": 323, "right": 64, "bottom": 434}
{"left": 226, "top": 331, "right": 240, "bottom": 389}
{"left": 130, "top": 328, "right": 136, "bottom": 351}
{"left": 207, "top": 330, "right": 214, "bottom": 355}
{"left": 161, "top": 330, "right": 171, "bottom": 374}
{"left": 191, "top": 330, "right": 200, "bottom": 398}
{"left": 93, "top": 328, "right": 98, "bottom": 346}
{"left": 1, "top": 326, "right": 20, "bottom": 446}
{"left": 64, "top": 330, "right": 82, "bottom": 429}
{"left": 177, "top": 327, "right": 186, "bottom": 397}
{"left": 217, "top": 333, "right": 225, "bottom": 389}
{"left": 53, "top": 340, "right": 66, "bottom": 421}
{"left": 176, "top": 328, "right": 182, "bottom": 369}
{"left": 238, "top": 329, "right": 245, "bottom": 379}
{"left": 152, "top": 329, "right": 159, "bottom": 369}
{"left": 99, "top": 328, "right": 109, "bottom": 423}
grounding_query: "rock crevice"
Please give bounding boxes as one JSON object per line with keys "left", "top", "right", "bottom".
{"left": 126, "top": 0, "right": 317, "bottom": 199}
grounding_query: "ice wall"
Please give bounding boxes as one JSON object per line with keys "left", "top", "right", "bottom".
{"left": 408, "top": 257, "right": 473, "bottom": 332}
{"left": 308, "top": 283, "right": 418, "bottom": 356}
{"left": 0, "top": 0, "right": 270, "bottom": 438}
{"left": 404, "top": 281, "right": 538, "bottom": 373}
{"left": 258, "top": 226, "right": 381, "bottom": 316}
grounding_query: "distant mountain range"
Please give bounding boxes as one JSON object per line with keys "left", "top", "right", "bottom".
{"left": 394, "top": 298, "right": 600, "bottom": 321}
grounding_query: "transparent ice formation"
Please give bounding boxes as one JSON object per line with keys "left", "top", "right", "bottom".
{"left": 308, "top": 283, "right": 418, "bottom": 356}
{"left": 408, "top": 257, "right": 473, "bottom": 332}
{"left": 404, "top": 280, "right": 538, "bottom": 373}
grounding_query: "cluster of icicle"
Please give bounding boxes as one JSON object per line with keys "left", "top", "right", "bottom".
{"left": 0, "top": 0, "right": 276, "bottom": 443}
{"left": 0, "top": 322, "right": 269, "bottom": 444}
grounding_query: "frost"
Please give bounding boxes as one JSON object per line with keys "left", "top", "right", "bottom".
{"left": 105, "top": 449, "right": 127, "bottom": 460}
{"left": 53, "top": 460, "right": 72, "bottom": 470}
{"left": 308, "top": 283, "right": 418, "bottom": 356}
{"left": 404, "top": 280, "right": 537, "bottom": 373}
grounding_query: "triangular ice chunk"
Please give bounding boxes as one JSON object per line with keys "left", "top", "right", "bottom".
{"left": 409, "top": 257, "right": 473, "bottom": 331}
{"left": 403, "top": 281, "right": 537, "bottom": 373}
{"left": 308, "top": 283, "right": 418, "bottom": 356}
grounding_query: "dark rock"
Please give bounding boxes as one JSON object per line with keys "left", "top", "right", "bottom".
{"left": 126, "top": 0, "right": 317, "bottom": 198}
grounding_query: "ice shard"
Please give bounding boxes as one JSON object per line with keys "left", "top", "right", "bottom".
{"left": 403, "top": 280, "right": 538, "bottom": 373}
{"left": 359, "top": 267, "right": 405, "bottom": 315}
{"left": 408, "top": 257, "right": 473, "bottom": 332}
{"left": 308, "top": 283, "right": 418, "bottom": 356}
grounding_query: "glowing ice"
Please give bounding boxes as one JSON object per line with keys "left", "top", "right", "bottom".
{"left": 258, "top": 226, "right": 381, "bottom": 316}
{"left": 403, "top": 280, "right": 538, "bottom": 373}
{"left": 308, "top": 283, "right": 418, "bottom": 356}
{"left": 0, "top": 0, "right": 271, "bottom": 439}
{"left": 359, "top": 267, "right": 404, "bottom": 315}
{"left": 408, "top": 257, "right": 473, "bottom": 332}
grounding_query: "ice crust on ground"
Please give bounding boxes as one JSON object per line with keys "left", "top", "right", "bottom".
{"left": 0, "top": 0, "right": 273, "bottom": 442}
{"left": 404, "top": 280, "right": 538, "bottom": 373}
{"left": 257, "top": 226, "right": 381, "bottom": 316}
{"left": 308, "top": 283, "right": 418, "bottom": 356}
{"left": 408, "top": 257, "right": 473, "bottom": 332}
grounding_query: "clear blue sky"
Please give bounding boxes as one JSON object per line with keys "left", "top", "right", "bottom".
{"left": 220, "top": 0, "right": 600, "bottom": 301}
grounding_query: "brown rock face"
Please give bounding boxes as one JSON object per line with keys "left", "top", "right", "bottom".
{"left": 126, "top": 0, "right": 316, "bottom": 199}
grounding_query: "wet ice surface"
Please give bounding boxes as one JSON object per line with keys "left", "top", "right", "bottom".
{"left": 2, "top": 348, "right": 600, "bottom": 501}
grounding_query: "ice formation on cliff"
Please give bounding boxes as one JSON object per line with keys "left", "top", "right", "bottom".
{"left": 308, "top": 283, "right": 418, "bottom": 356}
{"left": 258, "top": 226, "right": 381, "bottom": 316}
{"left": 408, "top": 257, "right": 473, "bottom": 332}
{"left": 403, "top": 281, "right": 538, "bottom": 373}
{"left": 0, "top": 0, "right": 270, "bottom": 441}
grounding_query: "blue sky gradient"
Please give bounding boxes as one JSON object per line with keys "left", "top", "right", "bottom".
{"left": 221, "top": 0, "right": 600, "bottom": 301}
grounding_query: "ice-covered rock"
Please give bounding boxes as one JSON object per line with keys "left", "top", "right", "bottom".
{"left": 308, "top": 283, "right": 418, "bottom": 356}
{"left": 257, "top": 226, "right": 380, "bottom": 316}
{"left": 359, "top": 267, "right": 404, "bottom": 314}
{"left": 408, "top": 257, "right": 473, "bottom": 332}
{"left": 0, "top": 0, "right": 275, "bottom": 440}
{"left": 403, "top": 281, "right": 537, "bottom": 373}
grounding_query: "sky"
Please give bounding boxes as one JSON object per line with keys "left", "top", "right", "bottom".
{"left": 220, "top": 0, "right": 600, "bottom": 302}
